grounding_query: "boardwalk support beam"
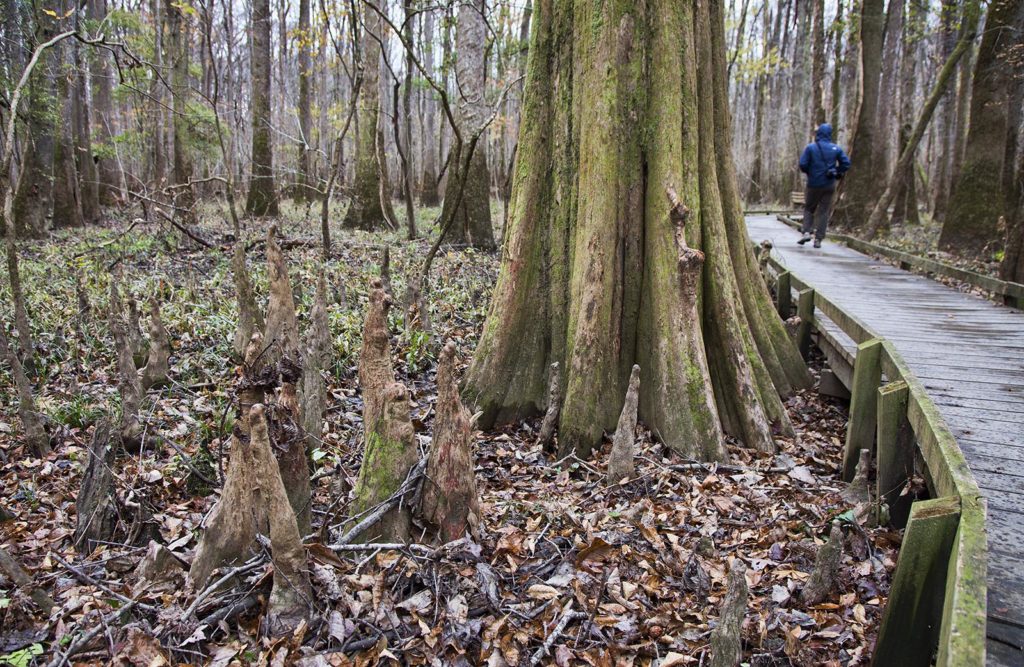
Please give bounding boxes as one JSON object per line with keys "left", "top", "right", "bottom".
{"left": 796, "top": 288, "right": 814, "bottom": 359}
{"left": 842, "top": 338, "right": 883, "bottom": 481}
{"left": 876, "top": 380, "right": 913, "bottom": 527}
{"left": 776, "top": 271, "right": 792, "bottom": 319}
{"left": 874, "top": 496, "right": 960, "bottom": 667}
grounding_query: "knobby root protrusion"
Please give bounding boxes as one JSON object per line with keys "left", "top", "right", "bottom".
{"left": 841, "top": 448, "right": 871, "bottom": 505}
{"left": 783, "top": 316, "right": 802, "bottom": 340}
{"left": 75, "top": 419, "right": 117, "bottom": 552}
{"left": 232, "top": 242, "right": 265, "bottom": 359}
{"left": 248, "top": 404, "right": 312, "bottom": 636}
{"left": 134, "top": 540, "right": 185, "bottom": 588}
{"left": 380, "top": 245, "right": 393, "bottom": 296}
{"left": 607, "top": 365, "right": 641, "bottom": 485}
{"left": 141, "top": 298, "right": 170, "bottom": 391}
{"left": 709, "top": 559, "right": 748, "bottom": 667}
{"left": 301, "top": 273, "right": 332, "bottom": 452}
{"left": 350, "top": 382, "right": 419, "bottom": 543}
{"left": 110, "top": 283, "right": 144, "bottom": 452}
{"left": 404, "top": 274, "right": 433, "bottom": 338}
{"left": 276, "top": 361, "right": 312, "bottom": 536}
{"left": 536, "top": 362, "right": 562, "bottom": 451}
{"left": 262, "top": 226, "right": 301, "bottom": 366}
{"left": 0, "top": 324, "right": 49, "bottom": 456}
{"left": 419, "top": 341, "right": 481, "bottom": 542}
{"left": 126, "top": 295, "right": 146, "bottom": 368}
{"left": 801, "top": 520, "right": 844, "bottom": 606}
{"left": 359, "top": 279, "right": 394, "bottom": 437}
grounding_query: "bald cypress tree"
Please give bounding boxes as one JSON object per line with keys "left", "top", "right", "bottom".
{"left": 464, "top": 0, "right": 808, "bottom": 460}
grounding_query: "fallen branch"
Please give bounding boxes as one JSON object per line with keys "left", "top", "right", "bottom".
{"left": 46, "top": 599, "right": 140, "bottom": 667}
{"left": 530, "top": 601, "right": 586, "bottom": 666}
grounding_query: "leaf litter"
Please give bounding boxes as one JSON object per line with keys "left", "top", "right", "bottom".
{"left": 0, "top": 218, "right": 900, "bottom": 665}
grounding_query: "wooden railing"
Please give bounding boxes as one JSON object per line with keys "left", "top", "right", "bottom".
{"left": 758, "top": 249, "right": 988, "bottom": 666}
{"left": 775, "top": 214, "right": 1024, "bottom": 309}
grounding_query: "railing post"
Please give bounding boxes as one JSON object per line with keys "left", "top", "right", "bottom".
{"left": 876, "top": 380, "right": 913, "bottom": 527}
{"left": 796, "top": 288, "right": 814, "bottom": 359}
{"left": 776, "top": 271, "right": 792, "bottom": 319}
{"left": 873, "top": 496, "right": 960, "bottom": 666}
{"left": 842, "top": 338, "right": 883, "bottom": 481}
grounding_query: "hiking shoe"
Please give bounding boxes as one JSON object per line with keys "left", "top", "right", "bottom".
{"left": 813, "top": 239, "right": 822, "bottom": 248}
{"left": 797, "top": 233, "right": 812, "bottom": 245}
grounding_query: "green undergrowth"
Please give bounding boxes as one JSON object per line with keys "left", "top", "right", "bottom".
{"left": 0, "top": 199, "right": 500, "bottom": 471}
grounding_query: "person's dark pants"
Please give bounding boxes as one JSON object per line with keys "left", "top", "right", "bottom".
{"left": 802, "top": 184, "right": 835, "bottom": 241}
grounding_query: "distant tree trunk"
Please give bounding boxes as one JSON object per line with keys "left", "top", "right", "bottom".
{"left": 72, "top": 20, "right": 100, "bottom": 224}
{"left": 1001, "top": 130, "right": 1024, "bottom": 282}
{"left": 948, "top": 17, "right": 977, "bottom": 193}
{"left": 150, "top": 0, "right": 166, "bottom": 186}
{"left": 401, "top": 0, "right": 417, "bottom": 239}
{"left": 440, "top": 0, "right": 494, "bottom": 249}
{"left": 419, "top": 7, "right": 440, "bottom": 206}
{"left": 88, "top": 0, "right": 119, "bottom": 203}
{"left": 53, "top": 32, "right": 84, "bottom": 230}
{"left": 295, "top": 0, "right": 312, "bottom": 201}
{"left": 930, "top": 4, "right": 959, "bottom": 219}
{"left": 167, "top": 0, "right": 195, "bottom": 220}
{"left": 875, "top": 0, "right": 904, "bottom": 180}
{"left": 940, "top": 0, "right": 1018, "bottom": 254}
{"left": 464, "top": 0, "right": 807, "bottom": 461}
{"left": 889, "top": 0, "right": 923, "bottom": 228}
{"left": 343, "top": 1, "right": 391, "bottom": 230}
{"left": 831, "top": 0, "right": 884, "bottom": 229}
{"left": 829, "top": 0, "right": 844, "bottom": 131}
{"left": 12, "top": 11, "right": 57, "bottom": 238}
{"left": 809, "top": 0, "right": 826, "bottom": 124}
{"left": 864, "top": 0, "right": 982, "bottom": 239}
{"left": 245, "top": 0, "right": 279, "bottom": 216}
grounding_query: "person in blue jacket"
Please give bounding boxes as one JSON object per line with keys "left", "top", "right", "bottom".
{"left": 798, "top": 123, "right": 851, "bottom": 248}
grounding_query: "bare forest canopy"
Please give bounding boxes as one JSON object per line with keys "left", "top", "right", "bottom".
{"left": 0, "top": 0, "right": 1017, "bottom": 663}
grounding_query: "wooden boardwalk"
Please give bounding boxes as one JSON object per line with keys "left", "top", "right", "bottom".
{"left": 745, "top": 214, "right": 1024, "bottom": 666}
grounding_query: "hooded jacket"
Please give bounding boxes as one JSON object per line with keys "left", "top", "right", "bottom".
{"left": 799, "top": 124, "right": 851, "bottom": 189}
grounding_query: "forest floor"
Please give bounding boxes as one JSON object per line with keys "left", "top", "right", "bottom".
{"left": 0, "top": 204, "right": 901, "bottom": 666}
{"left": 871, "top": 213, "right": 1005, "bottom": 279}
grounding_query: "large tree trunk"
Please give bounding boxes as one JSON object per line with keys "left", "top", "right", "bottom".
{"left": 464, "top": 0, "right": 807, "bottom": 461}
{"left": 808, "top": 0, "right": 826, "bottom": 124}
{"left": 831, "top": 0, "right": 885, "bottom": 229}
{"left": 167, "top": 0, "right": 195, "bottom": 220}
{"left": 343, "top": 2, "right": 391, "bottom": 230}
{"left": 150, "top": 0, "right": 166, "bottom": 186}
{"left": 439, "top": 0, "right": 494, "bottom": 249}
{"left": 939, "top": 0, "right": 1018, "bottom": 255}
{"left": 244, "top": 0, "right": 279, "bottom": 216}
{"left": 71, "top": 23, "right": 100, "bottom": 225}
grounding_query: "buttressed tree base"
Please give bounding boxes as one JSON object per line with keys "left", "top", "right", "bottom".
{"left": 464, "top": 0, "right": 808, "bottom": 461}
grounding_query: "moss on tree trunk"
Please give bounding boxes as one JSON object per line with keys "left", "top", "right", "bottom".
{"left": 463, "top": 0, "right": 806, "bottom": 461}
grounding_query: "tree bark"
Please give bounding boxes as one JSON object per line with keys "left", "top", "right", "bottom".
{"left": 88, "top": 0, "right": 120, "bottom": 203}
{"left": 463, "top": 0, "right": 806, "bottom": 461}
{"left": 439, "top": 0, "right": 494, "bottom": 249}
{"left": 830, "top": 0, "right": 885, "bottom": 229}
{"left": 343, "top": 1, "right": 390, "bottom": 230}
{"left": 419, "top": 7, "right": 440, "bottom": 206}
{"left": 296, "top": 0, "right": 313, "bottom": 201}
{"left": 245, "top": 0, "right": 279, "bottom": 216}
{"left": 167, "top": 0, "right": 196, "bottom": 220}
{"left": 52, "top": 32, "right": 84, "bottom": 230}
{"left": 940, "top": 0, "right": 1018, "bottom": 254}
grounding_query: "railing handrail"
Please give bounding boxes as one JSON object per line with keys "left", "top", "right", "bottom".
{"left": 772, "top": 214, "right": 1024, "bottom": 308}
